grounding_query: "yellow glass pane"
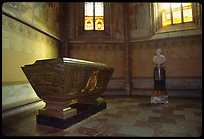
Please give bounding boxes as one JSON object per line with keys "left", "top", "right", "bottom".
{"left": 162, "top": 11, "right": 171, "bottom": 26}
{"left": 95, "top": 16, "right": 104, "bottom": 30}
{"left": 172, "top": 8, "right": 182, "bottom": 24}
{"left": 182, "top": 3, "right": 193, "bottom": 22}
{"left": 182, "top": 3, "right": 191, "bottom": 7}
{"left": 171, "top": 3, "right": 182, "bottom": 24}
{"left": 85, "top": 16, "right": 94, "bottom": 30}
{"left": 160, "top": 3, "right": 171, "bottom": 26}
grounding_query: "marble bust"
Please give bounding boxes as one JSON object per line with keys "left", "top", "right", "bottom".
{"left": 153, "top": 48, "right": 166, "bottom": 67}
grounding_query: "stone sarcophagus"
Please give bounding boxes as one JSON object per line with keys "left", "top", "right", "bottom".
{"left": 21, "top": 57, "right": 114, "bottom": 129}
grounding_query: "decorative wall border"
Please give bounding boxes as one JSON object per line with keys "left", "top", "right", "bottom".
{"left": 2, "top": 12, "right": 62, "bottom": 42}
{"left": 2, "top": 13, "right": 61, "bottom": 83}
{"left": 2, "top": 14, "right": 61, "bottom": 54}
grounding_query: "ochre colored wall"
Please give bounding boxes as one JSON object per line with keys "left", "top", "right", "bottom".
{"left": 131, "top": 36, "right": 202, "bottom": 78}
{"left": 66, "top": 3, "right": 202, "bottom": 80}
{"left": 2, "top": 2, "right": 64, "bottom": 110}
{"left": 2, "top": 2, "right": 65, "bottom": 83}
{"left": 68, "top": 43, "right": 126, "bottom": 78}
{"left": 67, "top": 36, "right": 202, "bottom": 79}
{"left": 2, "top": 15, "right": 60, "bottom": 82}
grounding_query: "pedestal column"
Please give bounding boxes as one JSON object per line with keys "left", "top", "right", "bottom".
{"left": 151, "top": 67, "right": 168, "bottom": 104}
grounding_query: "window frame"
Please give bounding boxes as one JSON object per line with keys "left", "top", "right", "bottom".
{"left": 154, "top": 2, "right": 202, "bottom": 33}
{"left": 160, "top": 3, "right": 194, "bottom": 27}
{"left": 84, "top": 2, "right": 104, "bottom": 31}
{"left": 77, "top": 2, "right": 110, "bottom": 37}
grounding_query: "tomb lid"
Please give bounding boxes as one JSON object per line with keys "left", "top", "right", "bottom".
{"left": 24, "top": 57, "right": 109, "bottom": 67}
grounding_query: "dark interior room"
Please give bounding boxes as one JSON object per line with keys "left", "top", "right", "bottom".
{"left": 2, "top": 2, "right": 202, "bottom": 137}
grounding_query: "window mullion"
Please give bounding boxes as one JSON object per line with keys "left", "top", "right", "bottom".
{"left": 181, "top": 3, "right": 184, "bottom": 23}
{"left": 158, "top": 3, "right": 162, "bottom": 29}
{"left": 192, "top": 3, "right": 197, "bottom": 24}
{"left": 93, "top": 2, "right": 95, "bottom": 30}
{"left": 170, "top": 4, "right": 173, "bottom": 25}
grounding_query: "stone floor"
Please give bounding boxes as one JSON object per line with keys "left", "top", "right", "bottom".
{"left": 2, "top": 96, "right": 202, "bottom": 137}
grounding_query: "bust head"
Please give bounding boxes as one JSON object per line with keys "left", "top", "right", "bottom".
{"left": 153, "top": 48, "right": 166, "bottom": 67}
{"left": 156, "top": 48, "right": 162, "bottom": 55}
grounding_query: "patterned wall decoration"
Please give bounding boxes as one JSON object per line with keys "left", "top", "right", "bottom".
{"left": 129, "top": 3, "right": 153, "bottom": 40}
{"left": 2, "top": 14, "right": 60, "bottom": 82}
{"left": 2, "top": 2, "right": 65, "bottom": 40}
{"left": 111, "top": 4, "right": 124, "bottom": 39}
{"left": 128, "top": 3, "right": 137, "bottom": 30}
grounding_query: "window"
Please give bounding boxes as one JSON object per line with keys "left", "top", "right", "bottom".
{"left": 154, "top": 2, "right": 202, "bottom": 33}
{"left": 84, "top": 2, "right": 104, "bottom": 31}
{"left": 74, "top": 2, "right": 111, "bottom": 40}
{"left": 160, "top": 3, "right": 193, "bottom": 27}
{"left": 152, "top": 2, "right": 202, "bottom": 38}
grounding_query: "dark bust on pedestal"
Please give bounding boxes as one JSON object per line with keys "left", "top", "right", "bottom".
{"left": 21, "top": 57, "right": 114, "bottom": 129}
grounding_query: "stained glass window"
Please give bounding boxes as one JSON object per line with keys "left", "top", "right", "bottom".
{"left": 84, "top": 2, "right": 104, "bottom": 31}
{"left": 161, "top": 3, "right": 171, "bottom": 26}
{"left": 159, "top": 3, "right": 193, "bottom": 27}
{"left": 182, "top": 3, "right": 193, "bottom": 22}
{"left": 171, "top": 3, "right": 182, "bottom": 24}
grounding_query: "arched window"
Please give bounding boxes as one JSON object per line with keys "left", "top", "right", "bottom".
{"left": 84, "top": 2, "right": 104, "bottom": 31}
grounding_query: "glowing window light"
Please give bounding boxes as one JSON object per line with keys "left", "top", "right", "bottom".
{"left": 182, "top": 3, "right": 193, "bottom": 22}
{"left": 84, "top": 2, "right": 104, "bottom": 31}
{"left": 160, "top": 3, "right": 193, "bottom": 27}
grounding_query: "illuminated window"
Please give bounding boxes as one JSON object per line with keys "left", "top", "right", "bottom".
{"left": 84, "top": 2, "right": 104, "bottom": 31}
{"left": 159, "top": 3, "right": 193, "bottom": 27}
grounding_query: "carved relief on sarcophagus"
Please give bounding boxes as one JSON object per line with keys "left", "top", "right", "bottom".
{"left": 21, "top": 57, "right": 114, "bottom": 129}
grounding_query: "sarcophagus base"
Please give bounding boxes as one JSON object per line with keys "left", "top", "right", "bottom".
{"left": 36, "top": 102, "right": 106, "bottom": 129}
{"left": 38, "top": 100, "right": 78, "bottom": 120}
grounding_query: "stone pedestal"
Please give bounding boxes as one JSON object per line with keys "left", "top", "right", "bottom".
{"left": 21, "top": 57, "right": 114, "bottom": 129}
{"left": 151, "top": 91, "right": 168, "bottom": 104}
{"left": 151, "top": 67, "right": 168, "bottom": 104}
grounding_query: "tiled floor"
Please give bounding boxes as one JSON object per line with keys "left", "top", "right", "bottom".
{"left": 2, "top": 96, "right": 202, "bottom": 137}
